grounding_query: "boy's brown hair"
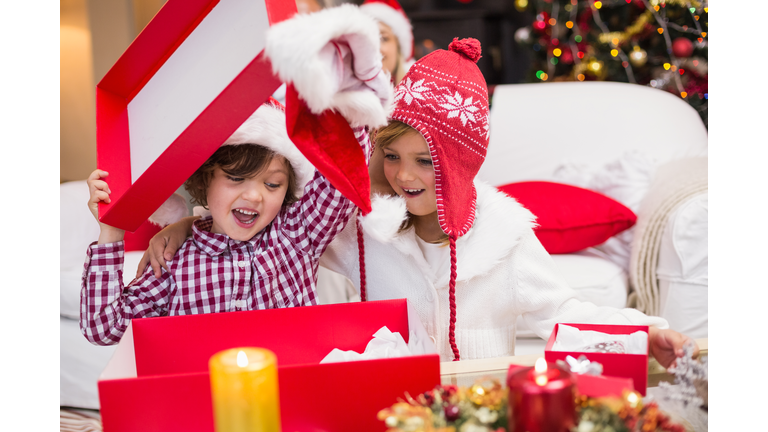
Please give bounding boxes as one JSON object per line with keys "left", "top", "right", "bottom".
{"left": 373, "top": 120, "right": 449, "bottom": 246}
{"left": 184, "top": 144, "right": 297, "bottom": 208}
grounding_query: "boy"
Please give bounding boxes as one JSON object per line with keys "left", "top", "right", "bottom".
{"left": 81, "top": 99, "right": 370, "bottom": 346}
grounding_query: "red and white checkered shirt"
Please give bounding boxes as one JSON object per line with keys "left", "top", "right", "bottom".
{"left": 81, "top": 128, "right": 370, "bottom": 346}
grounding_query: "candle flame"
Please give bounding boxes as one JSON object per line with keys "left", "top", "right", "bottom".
{"left": 534, "top": 358, "right": 548, "bottom": 373}
{"left": 626, "top": 391, "right": 640, "bottom": 408}
{"left": 237, "top": 350, "right": 248, "bottom": 367}
{"left": 535, "top": 375, "right": 549, "bottom": 386}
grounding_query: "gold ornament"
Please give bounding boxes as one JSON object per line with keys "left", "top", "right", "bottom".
{"left": 650, "top": 0, "right": 702, "bottom": 6}
{"left": 598, "top": 10, "right": 652, "bottom": 46}
{"left": 629, "top": 46, "right": 648, "bottom": 67}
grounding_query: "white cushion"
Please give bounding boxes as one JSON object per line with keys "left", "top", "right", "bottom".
{"left": 60, "top": 317, "right": 116, "bottom": 409}
{"left": 60, "top": 180, "right": 146, "bottom": 319}
{"left": 516, "top": 252, "right": 628, "bottom": 338}
{"left": 552, "top": 151, "right": 657, "bottom": 271}
{"left": 60, "top": 181, "right": 100, "bottom": 318}
{"left": 657, "top": 193, "right": 708, "bottom": 338}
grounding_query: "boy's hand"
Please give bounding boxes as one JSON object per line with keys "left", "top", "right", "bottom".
{"left": 87, "top": 169, "right": 112, "bottom": 221}
{"left": 648, "top": 327, "right": 699, "bottom": 369}
{"left": 87, "top": 169, "right": 125, "bottom": 244}
{"left": 137, "top": 216, "right": 198, "bottom": 278}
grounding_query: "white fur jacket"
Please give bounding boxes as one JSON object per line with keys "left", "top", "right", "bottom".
{"left": 320, "top": 181, "right": 668, "bottom": 361}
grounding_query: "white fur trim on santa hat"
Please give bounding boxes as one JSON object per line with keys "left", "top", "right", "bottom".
{"left": 149, "top": 193, "right": 189, "bottom": 227}
{"left": 223, "top": 103, "right": 315, "bottom": 198}
{"left": 360, "top": 2, "right": 413, "bottom": 60}
{"left": 265, "top": 4, "right": 391, "bottom": 128}
{"left": 358, "top": 193, "right": 408, "bottom": 243}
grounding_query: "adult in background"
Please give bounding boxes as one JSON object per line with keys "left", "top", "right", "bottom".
{"left": 360, "top": 0, "right": 415, "bottom": 85}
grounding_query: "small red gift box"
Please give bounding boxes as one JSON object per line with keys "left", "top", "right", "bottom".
{"left": 96, "top": 0, "right": 295, "bottom": 232}
{"left": 544, "top": 323, "right": 649, "bottom": 395}
{"left": 97, "top": 299, "right": 440, "bottom": 432}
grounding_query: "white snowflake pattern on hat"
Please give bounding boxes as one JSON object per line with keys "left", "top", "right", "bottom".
{"left": 393, "top": 77, "right": 428, "bottom": 105}
{"left": 439, "top": 91, "right": 480, "bottom": 126}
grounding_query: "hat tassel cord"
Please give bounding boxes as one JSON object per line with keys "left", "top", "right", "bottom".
{"left": 448, "top": 235, "right": 460, "bottom": 361}
{"left": 357, "top": 213, "right": 367, "bottom": 302}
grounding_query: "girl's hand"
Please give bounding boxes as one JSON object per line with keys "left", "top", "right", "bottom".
{"left": 648, "top": 327, "right": 699, "bottom": 369}
{"left": 87, "top": 169, "right": 124, "bottom": 244}
{"left": 136, "top": 216, "right": 199, "bottom": 278}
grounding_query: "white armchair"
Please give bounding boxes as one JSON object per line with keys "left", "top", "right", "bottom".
{"left": 478, "top": 82, "right": 708, "bottom": 342}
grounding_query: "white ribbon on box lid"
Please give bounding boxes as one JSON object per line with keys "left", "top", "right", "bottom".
{"left": 320, "top": 326, "right": 430, "bottom": 363}
{"left": 552, "top": 324, "right": 648, "bottom": 354}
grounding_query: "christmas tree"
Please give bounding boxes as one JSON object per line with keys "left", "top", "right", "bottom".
{"left": 514, "top": 0, "right": 708, "bottom": 126}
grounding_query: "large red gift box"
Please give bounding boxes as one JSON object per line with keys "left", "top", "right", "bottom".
{"left": 97, "top": 299, "right": 440, "bottom": 432}
{"left": 96, "top": 0, "right": 295, "bottom": 232}
{"left": 545, "top": 323, "right": 649, "bottom": 395}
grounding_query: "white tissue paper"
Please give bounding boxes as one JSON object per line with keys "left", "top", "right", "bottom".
{"left": 320, "top": 326, "right": 422, "bottom": 363}
{"left": 552, "top": 324, "right": 648, "bottom": 355}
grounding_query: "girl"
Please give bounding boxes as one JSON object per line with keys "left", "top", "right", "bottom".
{"left": 139, "top": 14, "right": 696, "bottom": 368}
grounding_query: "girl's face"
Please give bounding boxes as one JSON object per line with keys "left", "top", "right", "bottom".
{"left": 378, "top": 21, "right": 399, "bottom": 77}
{"left": 207, "top": 157, "right": 289, "bottom": 241}
{"left": 382, "top": 131, "right": 437, "bottom": 217}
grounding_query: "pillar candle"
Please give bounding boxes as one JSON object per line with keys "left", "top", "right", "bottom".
{"left": 507, "top": 358, "right": 576, "bottom": 432}
{"left": 209, "top": 347, "right": 281, "bottom": 432}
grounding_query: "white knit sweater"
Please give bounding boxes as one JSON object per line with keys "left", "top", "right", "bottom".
{"left": 320, "top": 181, "right": 668, "bottom": 361}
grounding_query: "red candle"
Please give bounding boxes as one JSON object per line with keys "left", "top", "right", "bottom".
{"left": 506, "top": 358, "right": 576, "bottom": 432}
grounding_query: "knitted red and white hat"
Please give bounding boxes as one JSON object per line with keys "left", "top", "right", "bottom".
{"left": 360, "top": 0, "right": 414, "bottom": 61}
{"left": 390, "top": 38, "right": 490, "bottom": 361}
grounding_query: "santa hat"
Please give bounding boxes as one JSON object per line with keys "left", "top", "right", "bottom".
{"left": 360, "top": 0, "right": 414, "bottom": 61}
{"left": 388, "top": 38, "right": 490, "bottom": 361}
{"left": 266, "top": 4, "right": 395, "bottom": 300}
{"left": 222, "top": 97, "right": 315, "bottom": 199}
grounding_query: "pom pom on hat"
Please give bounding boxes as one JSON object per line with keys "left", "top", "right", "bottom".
{"left": 448, "top": 37, "right": 482, "bottom": 63}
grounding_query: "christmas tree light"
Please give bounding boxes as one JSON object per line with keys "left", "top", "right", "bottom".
{"left": 516, "top": 0, "right": 708, "bottom": 126}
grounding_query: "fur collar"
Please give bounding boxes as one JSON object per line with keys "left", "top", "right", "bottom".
{"left": 361, "top": 181, "right": 537, "bottom": 285}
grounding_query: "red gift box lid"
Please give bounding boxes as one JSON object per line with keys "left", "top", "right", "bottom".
{"left": 96, "top": 0, "right": 294, "bottom": 231}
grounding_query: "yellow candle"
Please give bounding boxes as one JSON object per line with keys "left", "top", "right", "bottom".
{"left": 209, "top": 347, "right": 281, "bottom": 432}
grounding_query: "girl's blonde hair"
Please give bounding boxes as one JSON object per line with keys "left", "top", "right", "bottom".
{"left": 374, "top": 120, "right": 449, "bottom": 246}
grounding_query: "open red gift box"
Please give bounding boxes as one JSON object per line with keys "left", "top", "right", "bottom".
{"left": 545, "top": 323, "right": 649, "bottom": 395}
{"left": 97, "top": 299, "right": 440, "bottom": 432}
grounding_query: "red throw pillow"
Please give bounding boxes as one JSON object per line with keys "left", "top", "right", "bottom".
{"left": 497, "top": 181, "right": 637, "bottom": 254}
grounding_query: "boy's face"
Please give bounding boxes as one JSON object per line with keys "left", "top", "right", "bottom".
{"left": 207, "top": 156, "right": 290, "bottom": 241}
{"left": 381, "top": 131, "right": 437, "bottom": 217}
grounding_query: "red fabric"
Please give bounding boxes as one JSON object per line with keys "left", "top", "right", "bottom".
{"left": 389, "top": 38, "right": 489, "bottom": 362}
{"left": 285, "top": 84, "right": 372, "bottom": 214}
{"left": 123, "top": 219, "right": 162, "bottom": 252}
{"left": 497, "top": 181, "right": 637, "bottom": 254}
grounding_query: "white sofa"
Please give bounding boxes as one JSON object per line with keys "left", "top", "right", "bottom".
{"left": 478, "top": 82, "right": 708, "bottom": 343}
{"left": 60, "top": 81, "right": 707, "bottom": 410}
